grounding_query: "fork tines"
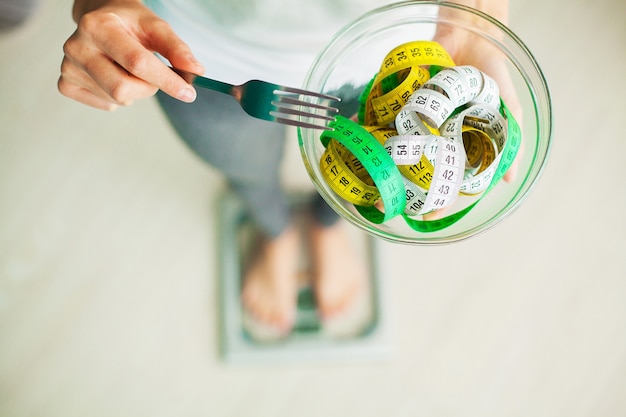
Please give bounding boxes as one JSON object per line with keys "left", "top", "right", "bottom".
{"left": 271, "top": 87, "right": 340, "bottom": 131}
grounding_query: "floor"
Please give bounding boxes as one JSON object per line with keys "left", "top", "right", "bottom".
{"left": 1, "top": 0, "right": 625, "bottom": 416}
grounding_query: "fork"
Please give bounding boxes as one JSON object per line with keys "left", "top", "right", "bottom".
{"left": 172, "top": 67, "right": 340, "bottom": 131}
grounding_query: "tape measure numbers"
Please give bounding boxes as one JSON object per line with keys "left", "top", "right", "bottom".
{"left": 361, "top": 41, "right": 455, "bottom": 126}
{"left": 317, "top": 41, "right": 522, "bottom": 233}
{"left": 320, "top": 116, "right": 406, "bottom": 224}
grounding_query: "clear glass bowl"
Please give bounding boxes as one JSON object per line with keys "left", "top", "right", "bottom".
{"left": 298, "top": 0, "right": 552, "bottom": 245}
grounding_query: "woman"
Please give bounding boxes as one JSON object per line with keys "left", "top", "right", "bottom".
{"left": 57, "top": 0, "right": 514, "bottom": 338}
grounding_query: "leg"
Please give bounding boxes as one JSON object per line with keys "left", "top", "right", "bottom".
{"left": 156, "top": 89, "right": 289, "bottom": 236}
{"left": 308, "top": 195, "right": 369, "bottom": 322}
{"left": 156, "top": 89, "right": 300, "bottom": 332}
{"left": 306, "top": 85, "right": 371, "bottom": 323}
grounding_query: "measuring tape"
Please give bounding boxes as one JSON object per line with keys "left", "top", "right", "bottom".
{"left": 320, "top": 139, "right": 381, "bottom": 206}
{"left": 320, "top": 116, "right": 406, "bottom": 224}
{"left": 360, "top": 41, "right": 455, "bottom": 126}
{"left": 440, "top": 104, "right": 507, "bottom": 195}
{"left": 318, "top": 41, "right": 521, "bottom": 232}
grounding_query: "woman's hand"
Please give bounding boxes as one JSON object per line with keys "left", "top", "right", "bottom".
{"left": 434, "top": 0, "right": 521, "bottom": 184}
{"left": 421, "top": 0, "right": 520, "bottom": 221}
{"left": 58, "top": 0, "right": 205, "bottom": 110}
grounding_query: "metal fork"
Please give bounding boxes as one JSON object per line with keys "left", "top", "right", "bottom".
{"left": 172, "top": 68, "right": 340, "bottom": 130}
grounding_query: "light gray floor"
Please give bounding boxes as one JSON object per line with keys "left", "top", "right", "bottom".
{"left": 1, "top": 0, "right": 625, "bottom": 416}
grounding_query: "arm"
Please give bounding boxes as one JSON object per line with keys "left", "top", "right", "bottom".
{"left": 58, "top": 0, "right": 205, "bottom": 110}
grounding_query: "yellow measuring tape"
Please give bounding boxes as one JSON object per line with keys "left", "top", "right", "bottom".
{"left": 361, "top": 41, "right": 455, "bottom": 126}
{"left": 320, "top": 139, "right": 381, "bottom": 206}
{"left": 319, "top": 40, "right": 521, "bottom": 232}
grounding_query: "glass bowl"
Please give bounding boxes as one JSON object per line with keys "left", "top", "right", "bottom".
{"left": 297, "top": 0, "right": 552, "bottom": 245}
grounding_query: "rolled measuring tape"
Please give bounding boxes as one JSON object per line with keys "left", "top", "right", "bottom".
{"left": 360, "top": 41, "right": 455, "bottom": 126}
{"left": 440, "top": 104, "right": 507, "bottom": 195}
{"left": 320, "top": 139, "right": 381, "bottom": 206}
{"left": 320, "top": 116, "right": 406, "bottom": 224}
{"left": 318, "top": 40, "right": 521, "bottom": 232}
{"left": 403, "top": 99, "right": 520, "bottom": 233}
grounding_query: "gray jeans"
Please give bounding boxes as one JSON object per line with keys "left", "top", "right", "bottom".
{"left": 156, "top": 89, "right": 338, "bottom": 237}
{"left": 0, "top": 0, "right": 38, "bottom": 29}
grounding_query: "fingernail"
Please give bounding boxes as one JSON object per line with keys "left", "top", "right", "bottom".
{"left": 178, "top": 87, "right": 196, "bottom": 103}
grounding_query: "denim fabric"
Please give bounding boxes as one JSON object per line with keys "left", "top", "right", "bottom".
{"left": 155, "top": 89, "right": 338, "bottom": 236}
{"left": 0, "top": 0, "right": 39, "bottom": 29}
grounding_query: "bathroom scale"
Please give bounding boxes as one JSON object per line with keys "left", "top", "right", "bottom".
{"left": 216, "top": 190, "right": 394, "bottom": 364}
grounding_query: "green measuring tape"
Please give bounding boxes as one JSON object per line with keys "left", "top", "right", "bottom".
{"left": 320, "top": 117, "right": 406, "bottom": 224}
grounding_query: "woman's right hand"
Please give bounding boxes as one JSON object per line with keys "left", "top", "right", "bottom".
{"left": 58, "top": 0, "right": 205, "bottom": 110}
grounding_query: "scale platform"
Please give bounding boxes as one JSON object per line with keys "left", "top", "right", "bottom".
{"left": 216, "top": 190, "right": 394, "bottom": 364}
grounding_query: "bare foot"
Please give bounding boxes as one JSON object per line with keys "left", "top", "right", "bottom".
{"left": 241, "top": 225, "right": 301, "bottom": 334}
{"left": 309, "top": 220, "right": 368, "bottom": 320}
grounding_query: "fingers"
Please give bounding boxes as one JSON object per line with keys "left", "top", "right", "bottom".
{"left": 432, "top": 28, "right": 461, "bottom": 60}
{"left": 59, "top": 46, "right": 158, "bottom": 110}
{"left": 58, "top": 6, "right": 204, "bottom": 110}
{"left": 57, "top": 74, "right": 120, "bottom": 111}
{"left": 421, "top": 205, "right": 457, "bottom": 221}
{"left": 90, "top": 13, "right": 196, "bottom": 102}
{"left": 143, "top": 16, "right": 205, "bottom": 75}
